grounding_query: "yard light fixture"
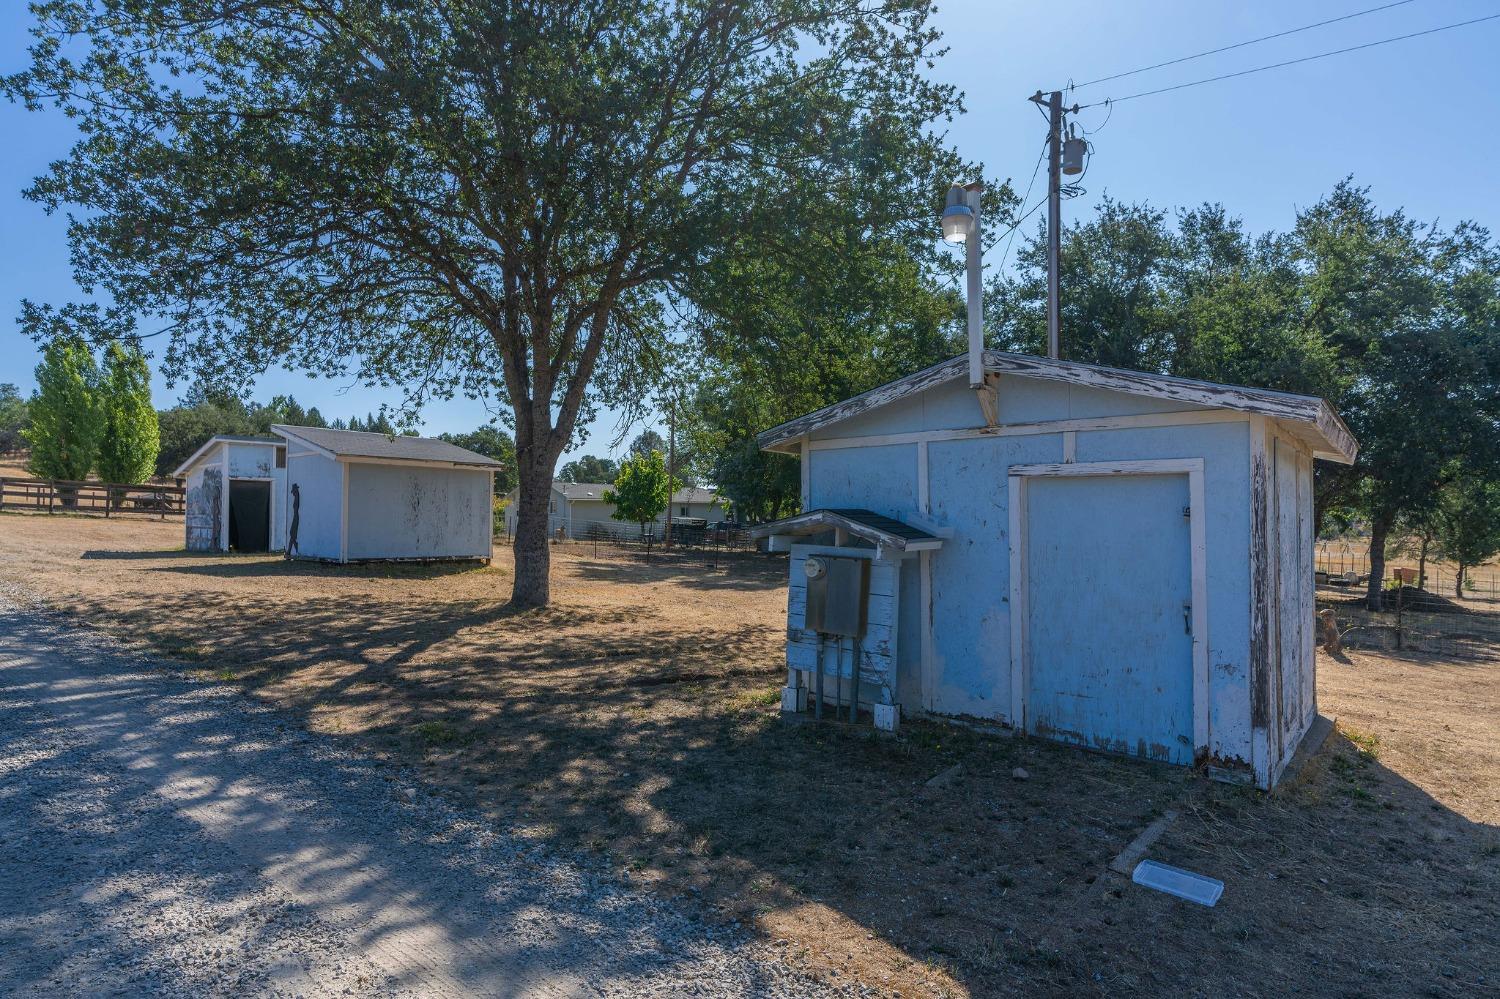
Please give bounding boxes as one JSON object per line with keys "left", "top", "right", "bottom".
{"left": 941, "top": 181, "right": 985, "bottom": 391}
{"left": 940, "top": 184, "right": 975, "bottom": 244}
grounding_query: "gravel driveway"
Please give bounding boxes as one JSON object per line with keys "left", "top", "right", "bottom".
{"left": 0, "top": 591, "right": 839, "bottom": 998}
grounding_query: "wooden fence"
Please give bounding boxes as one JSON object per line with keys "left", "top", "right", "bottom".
{"left": 0, "top": 477, "right": 185, "bottom": 518}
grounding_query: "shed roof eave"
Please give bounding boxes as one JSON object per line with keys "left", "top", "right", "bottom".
{"left": 755, "top": 350, "right": 1358, "bottom": 463}
{"left": 749, "top": 508, "right": 942, "bottom": 552}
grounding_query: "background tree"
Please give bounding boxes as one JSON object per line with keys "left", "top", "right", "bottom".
{"left": 96, "top": 342, "right": 160, "bottom": 485}
{"left": 605, "top": 450, "right": 675, "bottom": 537}
{"left": 8, "top": 1, "right": 964, "bottom": 607}
{"left": 991, "top": 181, "right": 1500, "bottom": 610}
{"left": 559, "top": 455, "right": 619, "bottom": 486}
{"left": 680, "top": 159, "right": 998, "bottom": 519}
{"left": 1432, "top": 467, "right": 1500, "bottom": 598}
{"left": 438, "top": 426, "right": 517, "bottom": 496}
{"left": 24, "top": 336, "right": 103, "bottom": 494}
{"left": 0, "top": 384, "right": 28, "bottom": 454}
{"left": 628, "top": 431, "right": 667, "bottom": 461}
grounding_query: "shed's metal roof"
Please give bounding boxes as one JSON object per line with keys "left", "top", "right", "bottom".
{"left": 750, "top": 509, "right": 943, "bottom": 552}
{"left": 272, "top": 425, "right": 500, "bottom": 468}
{"left": 757, "top": 350, "right": 1358, "bottom": 464}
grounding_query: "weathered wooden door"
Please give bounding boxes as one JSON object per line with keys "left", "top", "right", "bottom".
{"left": 1024, "top": 473, "right": 1195, "bottom": 764}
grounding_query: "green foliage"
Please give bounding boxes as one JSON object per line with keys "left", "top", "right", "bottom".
{"left": 991, "top": 182, "right": 1500, "bottom": 607}
{"left": 439, "top": 426, "right": 516, "bottom": 495}
{"left": 154, "top": 398, "right": 250, "bottom": 477}
{"left": 605, "top": 450, "right": 675, "bottom": 528}
{"left": 681, "top": 162, "right": 1001, "bottom": 520}
{"left": 559, "top": 455, "right": 618, "bottom": 486}
{"left": 1432, "top": 467, "right": 1500, "bottom": 597}
{"left": 6, "top": 0, "right": 968, "bottom": 606}
{"left": 628, "top": 431, "right": 667, "bottom": 460}
{"left": 0, "top": 384, "right": 28, "bottom": 453}
{"left": 96, "top": 342, "right": 159, "bottom": 484}
{"left": 24, "top": 336, "right": 103, "bottom": 481}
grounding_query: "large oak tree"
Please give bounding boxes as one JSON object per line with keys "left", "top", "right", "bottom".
{"left": 8, "top": 0, "right": 964, "bottom": 605}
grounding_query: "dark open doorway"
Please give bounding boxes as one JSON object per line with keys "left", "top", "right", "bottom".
{"left": 227, "top": 480, "right": 272, "bottom": 552}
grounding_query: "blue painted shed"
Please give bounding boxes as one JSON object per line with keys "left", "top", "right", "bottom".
{"left": 752, "top": 351, "right": 1358, "bottom": 789}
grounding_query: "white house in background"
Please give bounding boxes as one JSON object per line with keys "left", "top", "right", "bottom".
{"left": 175, "top": 425, "right": 500, "bottom": 561}
{"left": 502, "top": 480, "right": 727, "bottom": 539}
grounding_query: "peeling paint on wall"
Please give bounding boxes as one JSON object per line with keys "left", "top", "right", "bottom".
{"left": 186, "top": 467, "right": 222, "bottom": 552}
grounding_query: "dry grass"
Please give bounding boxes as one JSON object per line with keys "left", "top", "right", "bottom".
{"left": 2, "top": 512, "right": 1496, "bottom": 997}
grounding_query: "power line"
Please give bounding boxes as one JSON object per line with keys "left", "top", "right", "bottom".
{"left": 1071, "top": 0, "right": 1423, "bottom": 89}
{"left": 998, "top": 140, "right": 1049, "bottom": 273}
{"left": 1080, "top": 12, "right": 1500, "bottom": 107}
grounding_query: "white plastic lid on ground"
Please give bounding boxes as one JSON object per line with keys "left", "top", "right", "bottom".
{"left": 1131, "top": 859, "right": 1224, "bottom": 907}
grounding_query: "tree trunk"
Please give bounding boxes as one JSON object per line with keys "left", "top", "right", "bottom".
{"left": 1456, "top": 563, "right": 1467, "bottom": 600}
{"left": 1417, "top": 534, "right": 1430, "bottom": 590}
{"left": 1366, "top": 516, "right": 1391, "bottom": 611}
{"left": 510, "top": 459, "right": 555, "bottom": 609}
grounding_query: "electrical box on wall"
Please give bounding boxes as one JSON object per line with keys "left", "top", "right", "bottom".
{"left": 803, "top": 555, "right": 870, "bottom": 638}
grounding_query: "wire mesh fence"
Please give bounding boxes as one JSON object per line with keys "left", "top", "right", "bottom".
{"left": 1315, "top": 539, "right": 1500, "bottom": 659}
{"left": 499, "top": 515, "right": 763, "bottom": 567}
{"left": 1315, "top": 540, "right": 1500, "bottom": 603}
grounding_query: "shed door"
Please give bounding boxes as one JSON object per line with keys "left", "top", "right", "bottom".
{"left": 228, "top": 480, "right": 271, "bottom": 553}
{"left": 1024, "top": 474, "right": 1194, "bottom": 764}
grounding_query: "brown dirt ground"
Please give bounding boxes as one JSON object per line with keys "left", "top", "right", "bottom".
{"left": 2, "top": 512, "right": 1496, "bottom": 998}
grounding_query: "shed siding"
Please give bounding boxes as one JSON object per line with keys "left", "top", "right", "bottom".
{"left": 286, "top": 452, "right": 344, "bottom": 560}
{"left": 800, "top": 376, "right": 1261, "bottom": 771}
{"left": 924, "top": 433, "right": 1060, "bottom": 720}
{"left": 345, "top": 463, "right": 491, "bottom": 559}
{"left": 225, "top": 442, "right": 287, "bottom": 549}
{"left": 807, "top": 443, "right": 918, "bottom": 514}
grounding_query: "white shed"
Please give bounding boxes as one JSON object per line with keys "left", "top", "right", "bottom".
{"left": 176, "top": 425, "right": 499, "bottom": 562}
{"left": 752, "top": 351, "right": 1358, "bottom": 789}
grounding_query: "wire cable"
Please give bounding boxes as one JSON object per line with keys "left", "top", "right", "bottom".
{"left": 1072, "top": 0, "right": 1423, "bottom": 89}
{"left": 998, "top": 139, "right": 1049, "bottom": 273}
{"left": 1079, "top": 12, "right": 1500, "bottom": 107}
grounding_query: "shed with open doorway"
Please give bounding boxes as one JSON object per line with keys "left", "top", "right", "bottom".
{"left": 752, "top": 351, "right": 1358, "bottom": 789}
{"left": 174, "top": 434, "right": 288, "bottom": 553}
{"left": 174, "top": 425, "right": 499, "bottom": 562}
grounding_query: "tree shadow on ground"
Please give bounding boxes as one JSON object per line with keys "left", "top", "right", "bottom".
{"left": 0, "top": 611, "right": 806, "bottom": 996}
{"left": 36, "top": 578, "right": 1500, "bottom": 998}
{"left": 558, "top": 550, "right": 787, "bottom": 591}
{"left": 144, "top": 556, "right": 490, "bottom": 581}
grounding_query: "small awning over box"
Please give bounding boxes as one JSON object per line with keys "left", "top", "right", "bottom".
{"left": 752, "top": 509, "right": 943, "bottom": 555}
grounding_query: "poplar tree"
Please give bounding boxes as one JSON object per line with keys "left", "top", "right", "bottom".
{"left": 96, "top": 342, "right": 160, "bottom": 485}
{"left": 25, "top": 336, "right": 103, "bottom": 491}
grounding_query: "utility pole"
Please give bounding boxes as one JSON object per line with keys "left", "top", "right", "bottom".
{"left": 1030, "top": 89, "right": 1079, "bottom": 361}
{"left": 664, "top": 399, "right": 675, "bottom": 550}
{"left": 1045, "top": 89, "right": 1062, "bottom": 361}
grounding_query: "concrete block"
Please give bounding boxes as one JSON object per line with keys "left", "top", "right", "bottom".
{"left": 780, "top": 685, "right": 807, "bottom": 713}
{"left": 874, "top": 702, "right": 900, "bottom": 733}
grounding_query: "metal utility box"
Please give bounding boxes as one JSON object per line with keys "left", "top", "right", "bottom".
{"left": 803, "top": 555, "right": 869, "bottom": 638}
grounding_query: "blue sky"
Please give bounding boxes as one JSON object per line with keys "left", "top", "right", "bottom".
{"left": 3, "top": 1, "right": 1497, "bottom": 461}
